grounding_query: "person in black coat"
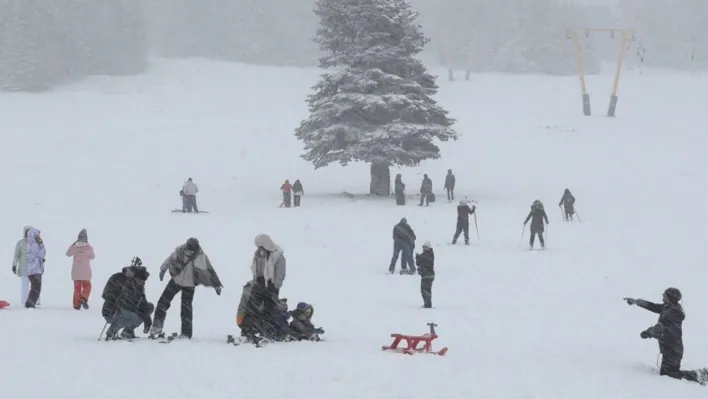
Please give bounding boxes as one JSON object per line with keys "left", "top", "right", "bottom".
{"left": 293, "top": 179, "right": 304, "bottom": 207}
{"left": 102, "top": 258, "right": 154, "bottom": 340}
{"left": 394, "top": 174, "right": 406, "bottom": 206}
{"left": 389, "top": 218, "right": 416, "bottom": 274}
{"left": 452, "top": 201, "right": 476, "bottom": 245}
{"left": 415, "top": 242, "right": 435, "bottom": 308}
{"left": 558, "top": 188, "right": 576, "bottom": 221}
{"left": 419, "top": 175, "right": 433, "bottom": 207}
{"left": 624, "top": 288, "right": 707, "bottom": 384}
{"left": 444, "top": 169, "right": 456, "bottom": 201}
{"left": 524, "top": 200, "right": 549, "bottom": 249}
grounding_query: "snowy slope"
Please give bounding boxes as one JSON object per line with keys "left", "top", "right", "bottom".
{"left": 0, "top": 58, "right": 707, "bottom": 399}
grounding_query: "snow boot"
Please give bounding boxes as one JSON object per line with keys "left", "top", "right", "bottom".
{"left": 80, "top": 298, "right": 89, "bottom": 310}
{"left": 121, "top": 329, "right": 136, "bottom": 340}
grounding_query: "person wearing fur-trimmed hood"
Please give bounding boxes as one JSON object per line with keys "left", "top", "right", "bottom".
{"left": 66, "top": 228, "right": 95, "bottom": 310}
{"left": 13, "top": 226, "right": 45, "bottom": 308}
{"left": 151, "top": 237, "right": 223, "bottom": 339}
{"left": 251, "top": 234, "right": 286, "bottom": 315}
{"left": 524, "top": 200, "right": 549, "bottom": 250}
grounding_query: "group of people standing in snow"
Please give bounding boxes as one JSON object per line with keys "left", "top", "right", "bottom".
{"left": 280, "top": 179, "right": 304, "bottom": 208}
{"left": 393, "top": 169, "right": 457, "bottom": 207}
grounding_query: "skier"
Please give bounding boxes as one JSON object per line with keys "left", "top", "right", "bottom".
{"left": 66, "top": 228, "right": 95, "bottom": 310}
{"left": 558, "top": 188, "right": 576, "bottom": 221}
{"left": 415, "top": 241, "right": 435, "bottom": 308}
{"left": 523, "top": 200, "right": 549, "bottom": 250}
{"left": 292, "top": 179, "right": 304, "bottom": 207}
{"left": 181, "top": 178, "right": 199, "bottom": 213}
{"left": 152, "top": 237, "right": 223, "bottom": 339}
{"left": 444, "top": 169, "right": 456, "bottom": 201}
{"left": 12, "top": 227, "right": 45, "bottom": 308}
{"left": 281, "top": 180, "right": 292, "bottom": 208}
{"left": 394, "top": 174, "right": 406, "bottom": 206}
{"left": 289, "top": 302, "right": 324, "bottom": 341}
{"left": 624, "top": 288, "right": 708, "bottom": 385}
{"left": 452, "top": 201, "right": 476, "bottom": 245}
{"left": 102, "top": 259, "right": 154, "bottom": 340}
{"left": 251, "top": 234, "right": 287, "bottom": 320}
{"left": 419, "top": 174, "right": 433, "bottom": 206}
{"left": 388, "top": 218, "right": 416, "bottom": 274}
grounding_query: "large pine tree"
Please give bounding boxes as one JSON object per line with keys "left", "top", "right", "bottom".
{"left": 295, "top": 0, "right": 457, "bottom": 196}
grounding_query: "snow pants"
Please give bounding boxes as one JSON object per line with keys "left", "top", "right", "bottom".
{"left": 73, "top": 280, "right": 92, "bottom": 309}
{"left": 153, "top": 279, "right": 195, "bottom": 338}
{"left": 282, "top": 192, "right": 291, "bottom": 207}
{"left": 446, "top": 187, "right": 454, "bottom": 201}
{"left": 293, "top": 193, "right": 302, "bottom": 207}
{"left": 419, "top": 193, "right": 430, "bottom": 206}
{"left": 421, "top": 277, "right": 434, "bottom": 308}
{"left": 20, "top": 276, "right": 41, "bottom": 307}
{"left": 563, "top": 204, "right": 574, "bottom": 221}
{"left": 25, "top": 274, "right": 42, "bottom": 308}
{"left": 389, "top": 241, "right": 414, "bottom": 273}
{"left": 530, "top": 229, "right": 545, "bottom": 248}
{"left": 453, "top": 220, "right": 470, "bottom": 244}
{"left": 660, "top": 350, "right": 700, "bottom": 383}
{"left": 184, "top": 195, "right": 198, "bottom": 213}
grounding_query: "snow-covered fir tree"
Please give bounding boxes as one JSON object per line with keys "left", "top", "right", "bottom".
{"left": 295, "top": 0, "right": 457, "bottom": 196}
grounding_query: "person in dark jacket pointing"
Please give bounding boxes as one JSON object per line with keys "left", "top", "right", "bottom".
{"left": 624, "top": 288, "right": 708, "bottom": 384}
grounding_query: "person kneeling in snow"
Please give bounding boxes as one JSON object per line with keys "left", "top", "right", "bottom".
{"left": 289, "top": 302, "right": 324, "bottom": 341}
{"left": 236, "top": 281, "right": 292, "bottom": 342}
{"left": 101, "top": 258, "right": 154, "bottom": 340}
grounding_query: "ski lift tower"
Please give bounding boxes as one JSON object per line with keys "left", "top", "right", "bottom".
{"left": 566, "top": 28, "right": 636, "bottom": 117}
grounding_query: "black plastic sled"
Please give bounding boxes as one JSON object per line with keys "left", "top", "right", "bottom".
{"left": 171, "top": 209, "right": 209, "bottom": 214}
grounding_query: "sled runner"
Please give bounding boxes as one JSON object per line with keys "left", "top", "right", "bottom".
{"left": 0, "top": 301, "right": 9, "bottom": 309}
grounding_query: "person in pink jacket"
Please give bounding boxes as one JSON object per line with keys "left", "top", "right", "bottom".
{"left": 66, "top": 229, "right": 95, "bottom": 310}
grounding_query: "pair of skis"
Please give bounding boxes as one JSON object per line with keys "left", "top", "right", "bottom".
{"left": 227, "top": 334, "right": 270, "bottom": 348}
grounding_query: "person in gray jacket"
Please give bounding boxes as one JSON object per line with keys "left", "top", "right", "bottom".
{"left": 251, "top": 234, "right": 286, "bottom": 316}
{"left": 150, "top": 237, "right": 222, "bottom": 339}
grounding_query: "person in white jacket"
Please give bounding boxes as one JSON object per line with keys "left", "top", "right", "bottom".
{"left": 12, "top": 226, "right": 45, "bottom": 308}
{"left": 181, "top": 178, "right": 199, "bottom": 213}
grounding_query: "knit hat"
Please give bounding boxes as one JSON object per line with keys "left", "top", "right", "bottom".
{"left": 185, "top": 237, "right": 200, "bottom": 251}
{"left": 423, "top": 241, "right": 432, "bottom": 249}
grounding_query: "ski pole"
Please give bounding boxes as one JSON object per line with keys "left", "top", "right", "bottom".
{"left": 575, "top": 209, "right": 582, "bottom": 223}
{"left": 473, "top": 212, "right": 480, "bottom": 240}
{"left": 519, "top": 224, "right": 526, "bottom": 248}
{"left": 559, "top": 205, "right": 565, "bottom": 221}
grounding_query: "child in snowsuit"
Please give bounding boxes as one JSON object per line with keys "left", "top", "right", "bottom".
{"left": 624, "top": 288, "right": 708, "bottom": 385}
{"left": 102, "top": 259, "right": 154, "bottom": 340}
{"left": 452, "top": 201, "right": 476, "bottom": 245}
{"left": 289, "top": 302, "right": 324, "bottom": 341}
{"left": 281, "top": 180, "right": 292, "bottom": 207}
{"left": 558, "top": 188, "right": 576, "bottom": 221}
{"left": 416, "top": 241, "right": 435, "bottom": 308}
{"left": 524, "top": 200, "right": 549, "bottom": 250}
{"left": 292, "top": 180, "right": 303, "bottom": 207}
{"left": 66, "top": 228, "right": 95, "bottom": 310}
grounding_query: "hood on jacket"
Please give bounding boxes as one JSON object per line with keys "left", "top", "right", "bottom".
{"left": 27, "top": 228, "right": 41, "bottom": 243}
{"left": 23, "top": 225, "right": 32, "bottom": 238}
{"left": 254, "top": 234, "right": 277, "bottom": 252}
{"left": 564, "top": 188, "right": 571, "bottom": 195}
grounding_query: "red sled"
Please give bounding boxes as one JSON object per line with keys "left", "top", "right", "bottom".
{"left": 0, "top": 301, "right": 10, "bottom": 309}
{"left": 382, "top": 322, "right": 448, "bottom": 356}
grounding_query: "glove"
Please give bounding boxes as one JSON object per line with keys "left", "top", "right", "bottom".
{"left": 623, "top": 297, "right": 636, "bottom": 305}
{"left": 314, "top": 327, "right": 325, "bottom": 334}
{"left": 215, "top": 286, "right": 222, "bottom": 296}
{"left": 159, "top": 269, "right": 166, "bottom": 282}
{"left": 12, "top": 265, "right": 16, "bottom": 274}
{"left": 143, "top": 318, "right": 153, "bottom": 334}
{"left": 640, "top": 330, "right": 651, "bottom": 339}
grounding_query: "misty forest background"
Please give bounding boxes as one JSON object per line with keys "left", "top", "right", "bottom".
{"left": 0, "top": 0, "right": 707, "bottom": 91}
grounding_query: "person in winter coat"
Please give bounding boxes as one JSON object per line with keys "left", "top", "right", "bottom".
{"left": 624, "top": 288, "right": 708, "bottom": 384}
{"left": 558, "top": 188, "right": 576, "bottom": 221}
{"left": 394, "top": 174, "right": 406, "bottom": 206}
{"left": 444, "top": 170, "right": 456, "bottom": 201}
{"left": 12, "top": 226, "right": 41, "bottom": 307}
{"left": 66, "top": 228, "right": 95, "bottom": 310}
{"left": 524, "top": 200, "right": 549, "bottom": 250}
{"left": 181, "top": 178, "right": 199, "bottom": 213}
{"left": 12, "top": 227, "right": 45, "bottom": 308}
{"left": 452, "top": 201, "right": 476, "bottom": 245}
{"left": 416, "top": 242, "right": 435, "bottom": 308}
{"left": 251, "top": 234, "right": 286, "bottom": 317}
{"left": 289, "top": 302, "right": 324, "bottom": 341}
{"left": 101, "top": 259, "right": 154, "bottom": 340}
{"left": 152, "top": 237, "right": 223, "bottom": 339}
{"left": 419, "top": 174, "right": 433, "bottom": 206}
{"left": 281, "top": 180, "right": 293, "bottom": 208}
{"left": 389, "top": 218, "right": 416, "bottom": 274}
{"left": 292, "top": 179, "right": 304, "bottom": 207}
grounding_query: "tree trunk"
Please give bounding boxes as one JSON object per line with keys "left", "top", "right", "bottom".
{"left": 369, "top": 162, "right": 391, "bottom": 196}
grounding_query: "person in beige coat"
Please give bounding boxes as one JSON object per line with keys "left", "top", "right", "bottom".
{"left": 150, "top": 237, "right": 222, "bottom": 339}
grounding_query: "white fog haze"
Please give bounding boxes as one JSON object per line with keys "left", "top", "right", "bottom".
{"left": 1, "top": 0, "right": 708, "bottom": 398}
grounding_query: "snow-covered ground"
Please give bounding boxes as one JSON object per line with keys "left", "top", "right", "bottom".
{"left": 0, "top": 58, "right": 707, "bottom": 399}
